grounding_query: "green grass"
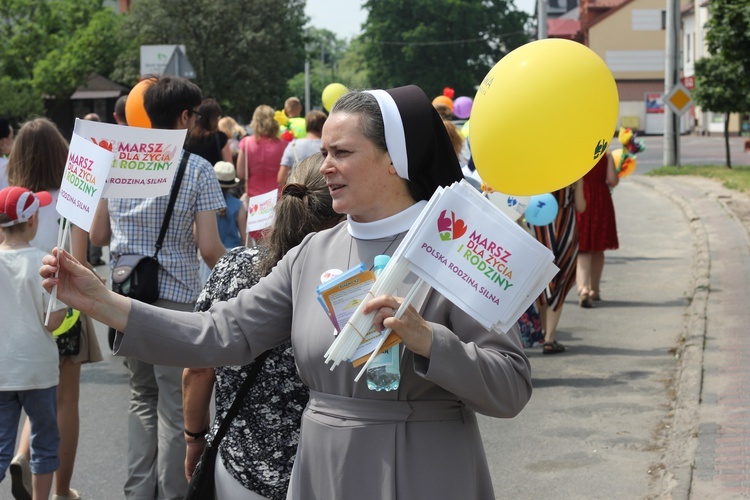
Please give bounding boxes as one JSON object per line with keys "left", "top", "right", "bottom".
{"left": 647, "top": 165, "right": 750, "bottom": 193}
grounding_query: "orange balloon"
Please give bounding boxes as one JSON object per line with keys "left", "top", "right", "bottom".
{"left": 432, "top": 95, "right": 453, "bottom": 111}
{"left": 125, "top": 78, "right": 157, "bottom": 128}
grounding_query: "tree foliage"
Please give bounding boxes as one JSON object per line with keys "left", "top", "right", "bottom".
{"left": 693, "top": 56, "right": 750, "bottom": 167}
{"left": 0, "top": 0, "right": 123, "bottom": 122}
{"left": 696, "top": 0, "right": 750, "bottom": 167}
{"left": 286, "top": 29, "right": 369, "bottom": 111}
{"left": 704, "top": 0, "right": 750, "bottom": 75}
{"left": 360, "top": 0, "right": 530, "bottom": 98}
{"left": 111, "top": 0, "right": 307, "bottom": 120}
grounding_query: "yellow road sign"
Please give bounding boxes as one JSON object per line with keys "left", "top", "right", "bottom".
{"left": 666, "top": 83, "right": 692, "bottom": 115}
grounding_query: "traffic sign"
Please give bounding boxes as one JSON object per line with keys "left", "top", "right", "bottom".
{"left": 666, "top": 83, "right": 692, "bottom": 115}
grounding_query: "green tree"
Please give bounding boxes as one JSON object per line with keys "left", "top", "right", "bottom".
{"left": 286, "top": 29, "right": 369, "bottom": 111}
{"left": 335, "top": 38, "right": 371, "bottom": 91}
{"left": 361, "top": 0, "right": 530, "bottom": 99}
{"left": 704, "top": 0, "right": 750, "bottom": 76}
{"left": 111, "top": 0, "right": 307, "bottom": 120}
{"left": 695, "top": 0, "right": 750, "bottom": 167}
{"left": 693, "top": 56, "right": 750, "bottom": 168}
{"left": 0, "top": 0, "right": 123, "bottom": 122}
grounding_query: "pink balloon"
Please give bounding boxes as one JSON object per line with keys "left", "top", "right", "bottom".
{"left": 453, "top": 96, "right": 473, "bottom": 119}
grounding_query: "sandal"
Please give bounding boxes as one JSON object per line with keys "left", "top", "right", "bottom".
{"left": 578, "top": 291, "right": 593, "bottom": 308}
{"left": 591, "top": 291, "right": 601, "bottom": 301}
{"left": 542, "top": 341, "right": 566, "bottom": 355}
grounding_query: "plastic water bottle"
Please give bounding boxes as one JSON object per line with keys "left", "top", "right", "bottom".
{"left": 367, "top": 255, "right": 401, "bottom": 391}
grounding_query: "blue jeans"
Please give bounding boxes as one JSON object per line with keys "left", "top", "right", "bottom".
{"left": 0, "top": 386, "right": 60, "bottom": 480}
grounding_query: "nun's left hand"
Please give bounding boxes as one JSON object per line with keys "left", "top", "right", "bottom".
{"left": 363, "top": 295, "right": 433, "bottom": 358}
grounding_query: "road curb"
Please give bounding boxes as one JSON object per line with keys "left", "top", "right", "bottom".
{"left": 631, "top": 176, "right": 709, "bottom": 500}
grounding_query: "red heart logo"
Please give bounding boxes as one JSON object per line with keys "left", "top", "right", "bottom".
{"left": 91, "top": 138, "right": 114, "bottom": 151}
{"left": 437, "top": 210, "right": 451, "bottom": 232}
{"left": 453, "top": 217, "right": 467, "bottom": 239}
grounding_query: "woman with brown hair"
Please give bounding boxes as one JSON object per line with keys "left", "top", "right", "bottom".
{"left": 184, "top": 98, "right": 233, "bottom": 166}
{"left": 183, "top": 153, "right": 342, "bottom": 499}
{"left": 7, "top": 118, "right": 103, "bottom": 500}
{"left": 237, "top": 105, "right": 288, "bottom": 243}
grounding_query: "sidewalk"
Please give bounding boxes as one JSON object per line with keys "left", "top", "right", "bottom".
{"left": 659, "top": 176, "right": 750, "bottom": 499}
{"left": 481, "top": 173, "right": 750, "bottom": 499}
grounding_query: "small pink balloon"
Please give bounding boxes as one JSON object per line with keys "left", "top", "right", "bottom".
{"left": 453, "top": 96, "right": 473, "bottom": 119}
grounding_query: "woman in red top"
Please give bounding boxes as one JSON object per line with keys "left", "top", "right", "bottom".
{"left": 237, "top": 105, "right": 288, "bottom": 243}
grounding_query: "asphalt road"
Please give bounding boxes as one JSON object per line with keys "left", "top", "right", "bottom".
{"left": 4, "top": 134, "right": 749, "bottom": 499}
{"left": 622, "top": 134, "right": 750, "bottom": 173}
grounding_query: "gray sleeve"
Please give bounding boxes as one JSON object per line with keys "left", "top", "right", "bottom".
{"left": 412, "top": 296, "right": 532, "bottom": 418}
{"left": 114, "top": 241, "right": 301, "bottom": 368}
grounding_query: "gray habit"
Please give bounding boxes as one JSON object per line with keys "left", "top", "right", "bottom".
{"left": 116, "top": 220, "right": 532, "bottom": 499}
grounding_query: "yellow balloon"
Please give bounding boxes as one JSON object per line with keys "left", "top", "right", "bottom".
{"left": 471, "top": 39, "right": 619, "bottom": 195}
{"left": 322, "top": 83, "right": 348, "bottom": 112}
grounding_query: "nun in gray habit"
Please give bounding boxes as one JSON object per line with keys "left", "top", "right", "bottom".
{"left": 44, "top": 85, "right": 532, "bottom": 499}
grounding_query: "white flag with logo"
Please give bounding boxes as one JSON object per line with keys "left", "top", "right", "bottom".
{"left": 401, "top": 181, "right": 558, "bottom": 331}
{"left": 245, "top": 189, "right": 278, "bottom": 232}
{"left": 55, "top": 133, "right": 114, "bottom": 231}
{"left": 73, "top": 118, "right": 187, "bottom": 199}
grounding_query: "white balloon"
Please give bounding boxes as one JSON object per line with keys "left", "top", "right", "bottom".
{"left": 485, "top": 191, "right": 530, "bottom": 222}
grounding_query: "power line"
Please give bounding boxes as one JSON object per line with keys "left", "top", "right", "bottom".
{"left": 368, "top": 37, "right": 487, "bottom": 46}
{"left": 364, "top": 30, "right": 529, "bottom": 46}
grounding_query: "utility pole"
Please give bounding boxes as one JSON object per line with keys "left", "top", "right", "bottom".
{"left": 664, "top": 0, "right": 681, "bottom": 166}
{"left": 304, "top": 30, "right": 311, "bottom": 114}
{"left": 320, "top": 43, "right": 326, "bottom": 88}
{"left": 537, "top": 0, "right": 547, "bottom": 39}
{"left": 304, "top": 59, "right": 311, "bottom": 115}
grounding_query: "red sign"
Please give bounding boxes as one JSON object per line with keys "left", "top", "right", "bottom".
{"left": 682, "top": 76, "right": 695, "bottom": 90}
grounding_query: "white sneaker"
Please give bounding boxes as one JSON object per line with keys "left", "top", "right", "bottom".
{"left": 9, "top": 453, "right": 32, "bottom": 500}
{"left": 52, "top": 487, "right": 82, "bottom": 500}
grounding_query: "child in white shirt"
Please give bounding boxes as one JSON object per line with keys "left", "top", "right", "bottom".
{"left": 0, "top": 187, "right": 66, "bottom": 499}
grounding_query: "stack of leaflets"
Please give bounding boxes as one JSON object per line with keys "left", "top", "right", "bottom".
{"left": 316, "top": 263, "right": 372, "bottom": 333}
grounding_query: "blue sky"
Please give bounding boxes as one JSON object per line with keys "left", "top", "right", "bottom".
{"left": 305, "top": 0, "right": 537, "bottom": 40}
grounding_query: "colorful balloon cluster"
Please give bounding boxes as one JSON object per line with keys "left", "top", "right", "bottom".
{"left": 431, "top": 87, "right": 474, "bottom": 120}
{"left": 273, "top": 110, "right": 295, "bottom": 141}
{"left": 432, "top": 87, "right": 454, "bottom": 112}
{"left": 611, "top": 128, "right": 645, "bottom": 178}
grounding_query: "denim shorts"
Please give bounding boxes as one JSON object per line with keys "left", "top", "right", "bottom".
{"left": 0, "top": 386, "right": 60, "bottom": 479}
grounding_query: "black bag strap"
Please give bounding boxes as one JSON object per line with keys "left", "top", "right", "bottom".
{"left": 153, "top": 151, "right": 190, "bottom": 259}
{"left": 211, "top": 351, "right": 270, "bottom": 447}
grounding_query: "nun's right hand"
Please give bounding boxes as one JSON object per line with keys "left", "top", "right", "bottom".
{"left": 41, "top": 248, "right": 108, "bottom": 314}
